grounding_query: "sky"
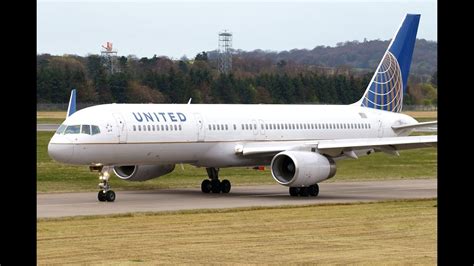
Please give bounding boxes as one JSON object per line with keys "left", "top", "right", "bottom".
{"left": 37, "top": 0, "right": 437, "bottom": 59}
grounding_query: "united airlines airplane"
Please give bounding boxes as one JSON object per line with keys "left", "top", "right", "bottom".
{"left": 48, "top": 14, "right": 437, "bottom": 202}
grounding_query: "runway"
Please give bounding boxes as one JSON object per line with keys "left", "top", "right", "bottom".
{"left": 37, "top": 179, "right": 436, "bottom": 218}
{"left": 37, "top": 124, "right": 59, "bottom": 131}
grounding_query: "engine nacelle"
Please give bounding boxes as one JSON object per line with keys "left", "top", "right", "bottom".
{"left": 271, "top": 151, "right": 336, "bottom": 187}
{"left": 113, "top": 164, "right": 175, "bottom": 181}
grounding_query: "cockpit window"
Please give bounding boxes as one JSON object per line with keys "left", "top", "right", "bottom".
{"left": 55, "top": 124, "right": 66, "bottom": 135}
{"left": 91, "top": 125, "right": 100, "bottom": 135}
{"left": 81, "top": 125, "right": 91, "bottom": 135}
{"left": 65, "top": 125, "right": 80, "bottom": 134}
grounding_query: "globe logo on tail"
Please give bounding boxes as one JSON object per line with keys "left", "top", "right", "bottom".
{"left": 361, "top": 52, "right": 403, "bottom": 113}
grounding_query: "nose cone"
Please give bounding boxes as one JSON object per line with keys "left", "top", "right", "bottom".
{"left": 48, "top": 141, "right": 74, "bottom": 163}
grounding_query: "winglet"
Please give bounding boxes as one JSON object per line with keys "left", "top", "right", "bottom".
{"left": 66, "top": 89, "right": 76, "bottom": 118}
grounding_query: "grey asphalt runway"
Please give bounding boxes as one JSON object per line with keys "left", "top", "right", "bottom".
{"left": 37, "top": 179, "right": 436, "bottom": 218}
{"left": 37, "top": 124, "right": 59, "bottom": 131}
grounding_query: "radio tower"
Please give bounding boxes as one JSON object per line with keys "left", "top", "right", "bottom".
{"left": 218, "top": 30, "right": 232, "bottom": 74}
{"left": 101, "top": 42, "right": 118, "bottom": 74}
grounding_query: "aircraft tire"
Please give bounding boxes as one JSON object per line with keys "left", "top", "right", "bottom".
{"left": 308, "top": 184, "right": 319, "bottom": 197}
{"left": 221, "top": 179, "right": 231, "bottom": 193}
{"left": 105, "top": 190, "right": 116, "bottom": 202}
{"left": 289, "top": 187, "right": 299, "bottom": 196}
{"left": 201, "top": 180, "right": 212, "bottom": 193}
{"left": 211, "top": 179, "right": 221, "bottom": 193}
{"left": 299, "top": 187, "right": 309, "bottom": 197}
{"left": 98, "top": 191, "right": 106, "bottom": 202}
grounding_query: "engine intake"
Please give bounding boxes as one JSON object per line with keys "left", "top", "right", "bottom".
{"left": 271, "top": 151, "right": 336, "bottom": 187}
{"left": 113, "top": 164, "right": 175, "bottom": 181}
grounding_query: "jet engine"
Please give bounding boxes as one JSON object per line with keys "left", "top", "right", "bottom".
{"left": 113, "top": 164, "right": 175, "bottom": 181}
{"left": 271, "top": 151, "right": 336, "bottom": 187}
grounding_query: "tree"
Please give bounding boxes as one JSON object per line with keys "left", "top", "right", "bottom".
{"left": 195, "top": 52, "right": 208, "bottom": 62}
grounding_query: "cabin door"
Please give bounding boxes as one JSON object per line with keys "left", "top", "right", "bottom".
{"left": 112, "top": 113, "right": 127, "bottom": 143}
{"left": 194, "top": 113, "right": 205, "bottom": 142}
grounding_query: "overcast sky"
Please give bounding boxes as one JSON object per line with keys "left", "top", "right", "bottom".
{"left": 37, "top": 0, "right": 437, "bottom": 59}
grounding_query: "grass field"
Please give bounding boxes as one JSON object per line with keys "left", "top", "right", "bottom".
{"left": 37, "top": 111, "right": 66, "bottom": 124}
{"left": 37, "top": 199, "right": 436, "bottom": 264}
{"left": 38, "top": 131, "right": 437, "bottom": 192}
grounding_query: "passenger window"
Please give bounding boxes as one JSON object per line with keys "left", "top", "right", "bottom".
{"left": 166, "top": 125, "right": 169, "bottom": 131}
{"left": 55, "top": 124, "right": 66, "bottom": 135}
{"left": 148, "top": 125, "right": 151, "bottom": 131}
{"left": 157, "top": 125, "right": 160, "bottom": 131}
{"left": 152, "top": 125, "right": 155, "bottom": 131}
{"left": 170, "top": 125, "right": 174, "bottom": 131}
{"left": 91, "top": 125, "right": 100, "bottom": 135}
{"left": 233, "top": 124, "right": 236, "bottom": 130}
{"left": 225, "top": 125, "right": 228, "bottom": 130}
{"left": 174, "top": 125, "right": 177, "bottom": 131}
{"left": 65, "top": 125, "right": 80, "bottom": 134}
{"left": 133, "top": 125, "right": 136, "bottom": 131}
{"left": 81, "top": 125, "right": 91, "bottom": 135}
{"left": 138, "top": 125, "right": 142, "bottom": 131}
{"left": 179, "top": 125, "right": 182, "bottom": 131}
{"left": 161, "top": 125, "right": 164, "bottom": 131}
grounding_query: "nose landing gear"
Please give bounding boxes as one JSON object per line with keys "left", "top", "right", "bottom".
{"left": 91, "top": 165, "right": 116, "bottom": 202}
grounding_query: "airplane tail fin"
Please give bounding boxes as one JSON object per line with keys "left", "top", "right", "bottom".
{"left": 357, "top": 14, "right": 420, "bottom": 113}
{"left": 66, "top": 89, "right": 76, "bottom": 118}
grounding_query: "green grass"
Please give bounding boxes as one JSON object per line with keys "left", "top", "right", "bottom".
{"left": 38, "top": 131, "right": 437, "bottom": 192}
{"left": 37, "top": 118, "right": 65, "bottom": 124}
{"left": 37, "top": 199, "right": 437, "bottom": 264}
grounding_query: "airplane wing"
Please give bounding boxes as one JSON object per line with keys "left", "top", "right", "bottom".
{"left": 236, "top": 135, "right": 437, "bottom": 158}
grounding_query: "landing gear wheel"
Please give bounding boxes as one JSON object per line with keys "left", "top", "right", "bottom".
{"left": 98, "top": 191, "right": 106, "bottom": 202}
{"left": 221, "top": 179, "right": 231, "bottom": 193}
{"left": 299, "top": 187, "right": 309, "bottom": 197}
{"left": 308, "top": 184, "right": 319, "bottom": 197}
{"left": 105, "top": 190, "right": 116, "bottom": 202}
{"left": 211, "top": 179, "right": 221, "bottom": 193}
{"left": 94, "top": 166, "right": 115, "bottom": 202}
{"left": 289, "top": 187, "right": 300, "bottom": 196}
{"left": 201, "top": 180, "right": 212, "bottom": 193}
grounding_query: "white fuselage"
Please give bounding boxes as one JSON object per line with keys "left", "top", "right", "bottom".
{"left": 48, "top": 103, "right": 417, "bottom": 167}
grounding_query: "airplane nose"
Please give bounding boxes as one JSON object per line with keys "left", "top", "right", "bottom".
{"left": 48, "top": 142, "right": 74, "bottom": 163}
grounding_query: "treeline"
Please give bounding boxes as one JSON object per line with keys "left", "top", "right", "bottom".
{"left": 209, "top": 39, "right": 437, "bottom": 76}
{"left": 37, "top": 51, "right": 436, "bottom": 106}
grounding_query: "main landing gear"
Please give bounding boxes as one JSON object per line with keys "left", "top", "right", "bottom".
{"left": 91, "top": 165, "right": 116, "bottom": 202}
{"left": 289, "top": 184, "right": 319, "bottom": 197}
{"left": 201, "top": 167, "right": 231, "bottom": 194}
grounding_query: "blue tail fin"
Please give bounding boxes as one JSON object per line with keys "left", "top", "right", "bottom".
{"left": 358, "top": 14, "right": 420, "bottom": 112}
{"left": 66, "top": 89, "right": 76, "bottom": 118}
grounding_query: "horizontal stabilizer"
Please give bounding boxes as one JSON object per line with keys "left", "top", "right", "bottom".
{"left": 392, "top": 121, "right": 437, "bottom": 132}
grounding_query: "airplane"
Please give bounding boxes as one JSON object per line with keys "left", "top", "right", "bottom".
{"left": 48, "top": 14, "right": 437, "bottom": 202}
